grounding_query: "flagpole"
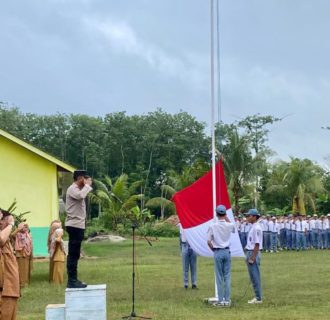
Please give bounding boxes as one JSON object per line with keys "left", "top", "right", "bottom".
{"left": 210, "top": 1, "right": 216, "bottom": 221}
{"left": 210, "top": 0, "right": 219, "bottom": 303}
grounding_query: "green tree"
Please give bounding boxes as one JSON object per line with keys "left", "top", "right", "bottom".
{"left": 284, "top": 158, "right": 324, "bottom": 214}
{"left": 221, "top": 127, "right": 254, "bottom": 213}
{"left": 89, "top": 175, "right": 143, "bottom": 229}
{"left": 263, "top": 158, "right": 324, "bottom": 214}
{"left": 238, "top": 114, "right": 281, "bottom": 209}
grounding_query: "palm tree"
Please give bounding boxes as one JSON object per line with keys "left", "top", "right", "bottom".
{"left": 146, "top": 161, "right": 209, "bottom": 219}
{"left": 222, "top": 129, "right": 254, "bottom": 213}
{"left": 89, "top": 174, "right": 143, "bottom": 229}
{"left": 284, "top": 158, "right": 325, "bottom": 214}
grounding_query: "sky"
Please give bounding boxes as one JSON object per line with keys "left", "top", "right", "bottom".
{"left": 1, "top": 0, "right": 330, "bottom": 165}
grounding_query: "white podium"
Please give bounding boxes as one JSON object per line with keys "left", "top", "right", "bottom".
{"left": 46, "top": 284, "right": 107, "bottom": 320}
{"left": 46, "top": 304, "right": 66, "bottom": 320}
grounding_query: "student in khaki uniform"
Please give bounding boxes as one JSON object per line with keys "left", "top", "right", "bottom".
{"left": 12, "top": 223, "right": 33, "bottom": 287}
{"left": 47, "top": 220, "right": 62, "bottom": 283}
{"left": 0, "top": 209, "right": 20, "bottom": 320}
{"left": 49, "top": 228, "right": 66, "bottom": 284}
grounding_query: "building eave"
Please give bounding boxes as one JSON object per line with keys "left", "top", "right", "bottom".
{"left": 0, "top": 128, "right": 75, "bottom": 172}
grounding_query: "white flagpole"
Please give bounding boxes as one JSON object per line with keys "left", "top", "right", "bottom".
{"left": 210, "top": 1, "right": 217, "bottom": 222}
{"left": 210, "top": 0, "right": 218, "bottom": 303}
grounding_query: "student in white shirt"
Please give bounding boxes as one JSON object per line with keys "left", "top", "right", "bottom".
{"left": 263, "top": 215, "right": 271, "bottom": 252}
{"left": 279, "top": 217, "right": 286, "bottom": 250}
{"left": 310, "top": 215, "right": 317, "bottom": 249}
{"left": 241, "top": 218, "right": 249, "bottom": 249}
{"left": 291, "top": 216, "right": 297, "bottom": 250}
{"left": 315, "top": 216, "right": 322, "bottom": 249}
{"left": 327, "top": 214, "right": 330, "bottom": 249}
{"left": 295, "top": 215, "right": 307, "bottom": 251}
{"left": 269, "top": 217, "right": 278, "bottom": 253}
{"left": 320, "top": 216, "right": 328, "bottom": 249}
{"left": 286, "top": 216, "right": 294, "bottom": 250}
{"left": 245, "top": 208, "right": 263, "bottom": 304}
{"left": 179, "top": 223, "right": 197, "bottom": 289}
{"left": 207, "top": 205, "right": 235, "bottom": 307}
{"left": 305, "top": 216, "right": 312, "bottom": 249}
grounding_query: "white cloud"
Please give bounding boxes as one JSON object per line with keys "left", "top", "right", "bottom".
{"left": 82, "top": 16, "right": 208, "bottom": 91}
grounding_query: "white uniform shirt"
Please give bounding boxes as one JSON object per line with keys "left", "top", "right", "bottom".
{"left": 263, "top": 220, "right": 270, "bottom": 232}
{"left": 268, "top": 220, "right": 277, "bottom": 233}
{"left": 236, "top": 220, "right": 241, "bottom": 232}
{"left": 276, "top": 222, "right": 281, "bottom": 234}
{"left": 242, "top": 222, "right": 251, "bottom": 233}
{"left": 207, "top": 220, "right": 235, "bottom": 249}
{"left": 315, "top": 219, "right": 322, "bottom": 230}
{"left": 295, "top": 220, "right": 307, "bottom": 232}
{"left": 321, "top": 220, "right": 329, "bottom": 230}
{"left": 178, "top": 223, "right": 187, "bottom": 242}
{"left": 306, "top": 221, "right": 311, "bottom": 231}
{"left": 309, "top": 219, "right": 316, "bottom": 229}
{"left": 246, "top": 222, "right": 263, "bottom": 250}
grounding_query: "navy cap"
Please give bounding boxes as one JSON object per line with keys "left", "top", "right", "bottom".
{"left": 246, "top": 208, "right": 260, "bottom": 216}
{"left": 73, "top": 170, "right": 89, "bottom": 180}
{"left": 216, "top": 205, "right": 227, "bottom": 215}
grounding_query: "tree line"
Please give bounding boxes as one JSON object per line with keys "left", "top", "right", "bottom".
{"left": 1, "top": 103, "right": 330, "bottom": 227}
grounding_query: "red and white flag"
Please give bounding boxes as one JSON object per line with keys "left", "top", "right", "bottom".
{"left": 172, "top": 161, "right": 244, "bottom": 257}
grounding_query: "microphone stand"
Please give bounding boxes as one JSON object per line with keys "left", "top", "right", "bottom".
{"left": 122, "top": 222, "right": 152, "bottom": 320}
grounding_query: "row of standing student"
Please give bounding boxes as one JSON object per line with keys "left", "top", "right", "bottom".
{"left": 236, "top": 214, "right": 330, "bottom": 252}
{"left": 0, "top": 210, "right": 66, "bottom": 320}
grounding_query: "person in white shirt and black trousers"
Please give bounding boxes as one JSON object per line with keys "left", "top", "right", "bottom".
{"left": 207, "top": 205, "right": 235, "bottom": 307}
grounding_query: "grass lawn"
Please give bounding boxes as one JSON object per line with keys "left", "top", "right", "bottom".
{"left": 18, "top": 238, "right": 330, "bottom": 320}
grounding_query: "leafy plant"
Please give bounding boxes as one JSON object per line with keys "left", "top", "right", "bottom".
{"left": 4, "top": 199, "right": 30, "bottom": 226}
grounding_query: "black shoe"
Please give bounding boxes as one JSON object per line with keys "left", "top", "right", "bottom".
{"left": 76, "top": 279, "right": 88, "bottom": 286}
{"left": 192, "top": 285, "right": 198, "bottom": 290}
{"left": 67, "top": 280, "right": 87, "bottom": 289}
{"left": 184, "top": 285, "right": 188, "bottom": 289}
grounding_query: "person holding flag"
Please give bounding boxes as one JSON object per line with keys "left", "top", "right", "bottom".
{"left": 245, "top": 208, "right": 263, "bottom": 304}
{"left": 207, "top": 205, "right": 235, "bottom": 307}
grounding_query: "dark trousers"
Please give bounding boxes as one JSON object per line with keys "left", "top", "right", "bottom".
{"left": 66, "top": 226, "right": 85, "bottom": 281}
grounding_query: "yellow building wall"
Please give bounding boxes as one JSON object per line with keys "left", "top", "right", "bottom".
{"left": 0, "top": 136, "right": 59, "bottom": 227}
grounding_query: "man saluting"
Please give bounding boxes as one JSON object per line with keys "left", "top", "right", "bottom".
{"left": 65, "top": 170, "right": 93, "bottom": 288}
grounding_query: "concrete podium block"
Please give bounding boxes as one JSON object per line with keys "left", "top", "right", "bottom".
{"left": 65, "top": 284, "right": 107, "bottom": 320}
{"left": 46, "top": 304, "right": 65, "bottom": 320}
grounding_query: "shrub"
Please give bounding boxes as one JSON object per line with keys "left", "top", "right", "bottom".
{"left": 136, "top": 222, "right": 179, "bottom": 238}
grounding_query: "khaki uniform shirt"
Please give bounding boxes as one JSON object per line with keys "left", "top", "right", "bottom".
{"left": 53, "top": 242, "right": 65, "bottom": 262}
{"left": 65, "top": 183, "right": 92, "bottom": 229}
{"left": 0, "top": 241, "right": 20, "bottom": 298}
